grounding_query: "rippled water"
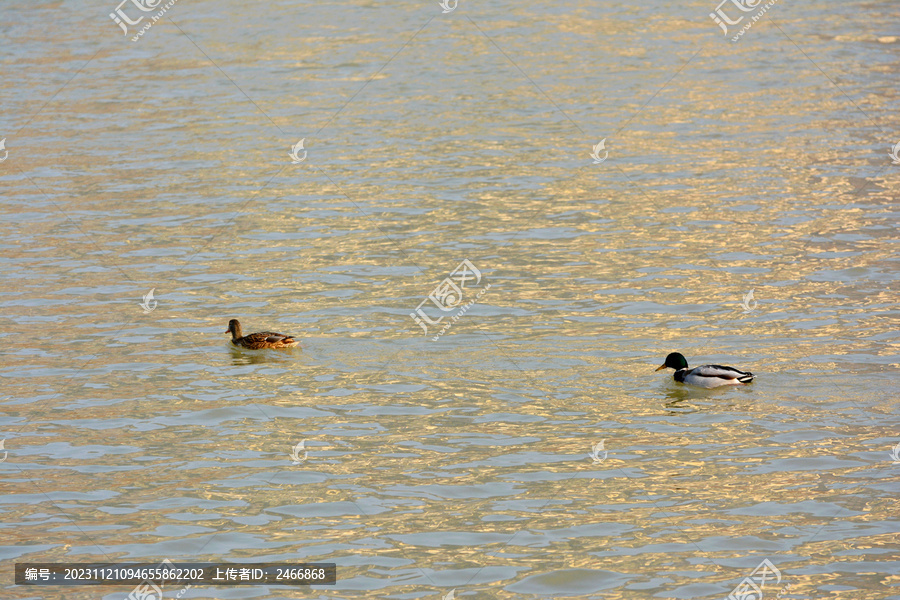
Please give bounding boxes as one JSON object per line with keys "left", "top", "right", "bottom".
{"left": 2, "top": 0, "right": 898, "bottom": 599}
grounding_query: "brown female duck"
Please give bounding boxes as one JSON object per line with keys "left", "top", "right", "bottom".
{"left": 225, "top": 319, "right": 300, "bottom": 349}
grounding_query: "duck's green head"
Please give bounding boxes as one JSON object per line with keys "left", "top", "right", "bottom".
{"left": 656, "top": 352, "right": 688, "bottom": 371}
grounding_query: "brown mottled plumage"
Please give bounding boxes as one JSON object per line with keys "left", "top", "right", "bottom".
{"left": 226, "top": 319, "right": 300, "bottom": 349}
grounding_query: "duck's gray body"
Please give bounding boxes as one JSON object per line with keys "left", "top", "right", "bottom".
{"left": 673, "top": 364, "right": 754, "bottom": 388}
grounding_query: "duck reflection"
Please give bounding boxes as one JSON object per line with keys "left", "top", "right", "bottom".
{"left": 229, "top": 346, "right": 296, "bottom": 365}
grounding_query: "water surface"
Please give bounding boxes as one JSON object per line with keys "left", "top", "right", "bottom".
{"left": 1, "top": 1, "right": 898, "bottom": 599}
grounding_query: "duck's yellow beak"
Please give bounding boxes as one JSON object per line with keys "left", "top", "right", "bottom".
{"left": 655, "top": 364, "right": 667, "bottom": 371}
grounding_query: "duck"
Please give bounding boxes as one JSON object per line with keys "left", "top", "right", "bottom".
{"left": 225, "top": 319, "right": 300, "bottom": 349}
{"left": 655, "top": 352, "right": 753, "bottom": 388}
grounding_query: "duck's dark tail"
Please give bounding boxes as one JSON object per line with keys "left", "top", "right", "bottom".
{"left": 738, "top": 372, "right": 754, "bottom": 384}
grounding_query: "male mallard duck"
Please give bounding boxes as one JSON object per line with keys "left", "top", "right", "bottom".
{"left": 655, "top": 352, "right": 753, "bottom": 388}
{"left": 225, "top": 319, "right": 300, "bottom": 349}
